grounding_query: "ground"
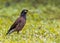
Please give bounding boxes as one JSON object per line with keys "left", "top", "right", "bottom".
{"left": 0, "top": 4, "right": 60, "bottom": 43}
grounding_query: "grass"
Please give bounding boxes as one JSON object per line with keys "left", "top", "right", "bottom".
{"left": 0, "top": 4, "right": 60, "bottom": 43}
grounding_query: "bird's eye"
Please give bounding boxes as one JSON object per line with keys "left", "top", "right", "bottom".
{"left": 25, "top": 10, "right": 27, "bottom": 12}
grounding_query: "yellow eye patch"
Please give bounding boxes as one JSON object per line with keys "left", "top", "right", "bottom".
{"left": 25, "top": 10, "right": 27, "bottom": 12}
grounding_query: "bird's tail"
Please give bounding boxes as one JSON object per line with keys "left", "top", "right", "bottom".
{"left": 6, "top": 29, "right": 15, "bottom": 35}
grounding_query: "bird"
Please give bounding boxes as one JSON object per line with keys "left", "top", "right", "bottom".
{"left": 6, "top": 9, "right": 28, "bottom": 35}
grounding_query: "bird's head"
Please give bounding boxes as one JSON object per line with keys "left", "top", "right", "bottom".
{"left": 21, "top": 9, "right": 28, "bottom": 16}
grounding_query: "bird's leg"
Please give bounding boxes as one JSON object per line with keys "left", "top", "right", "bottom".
{"left": 17, "top": 31, "right": 19, "bottom": 34}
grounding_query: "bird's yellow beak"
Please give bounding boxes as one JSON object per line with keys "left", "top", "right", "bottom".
{"left": 28, "top": 10, "right": 34, "bottom": 14}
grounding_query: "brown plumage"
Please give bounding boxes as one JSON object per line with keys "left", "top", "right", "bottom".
{"left": 6, "top": 9, "right": 28, "bottom": 35}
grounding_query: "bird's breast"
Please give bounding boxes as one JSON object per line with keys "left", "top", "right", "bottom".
{"left": 16, "top": 19, "right": 26, "bottom": 31}
{"left": 18, "top": 17, "right": 26, "bottom": 29}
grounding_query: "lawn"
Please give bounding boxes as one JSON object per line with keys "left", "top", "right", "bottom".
{"left": 0, "top": 4, "right": 60, "bottom": 43}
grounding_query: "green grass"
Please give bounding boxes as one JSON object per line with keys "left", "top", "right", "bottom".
{"left": 0, "top": 4, "right": 60, "bottom": 43}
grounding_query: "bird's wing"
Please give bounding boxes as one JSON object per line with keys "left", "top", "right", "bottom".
{"left": 10, "top": 18, "right": 21, "bottom": 30}
{"left": 6, "top": 18, "right": 21, "bottom": 35}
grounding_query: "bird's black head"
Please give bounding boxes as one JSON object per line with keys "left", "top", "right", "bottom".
{"left": 21, "top": 9, "right": 28, "bottom": 16}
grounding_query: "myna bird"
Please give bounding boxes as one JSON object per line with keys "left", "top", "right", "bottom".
{"left": 6, "top": 9, "right": 28, "bottom": 35}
